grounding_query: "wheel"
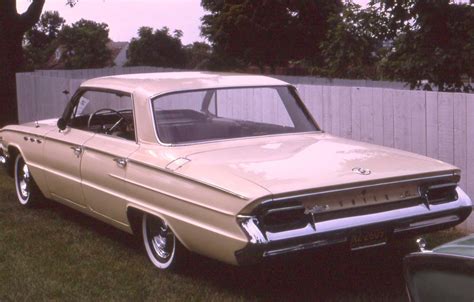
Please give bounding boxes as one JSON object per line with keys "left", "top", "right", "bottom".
{"left": 142, "top": 214, "right": 187, "bottom": 270}
{"left": 14, "top": 154, "right": 43, "bottom": 207}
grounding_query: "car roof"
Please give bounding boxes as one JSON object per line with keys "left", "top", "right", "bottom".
{"left": 80, "top": 72, "right": 290, "bottom": 97}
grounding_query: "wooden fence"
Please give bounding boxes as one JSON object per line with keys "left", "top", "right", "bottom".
{"left": 15, "top": 69, "right": 474, "bottom": 231}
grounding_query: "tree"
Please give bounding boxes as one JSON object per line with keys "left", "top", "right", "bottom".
{"left": 24, "top": 11, "right": 66, "bottom": 70}
{"left": 374, "top": 0, "right": 474, "bottom": 91}
{"left": 58, "top": 19, "right": 112, "bottom": 69}
{"left": 201, "top": 0, "right": 342, "bottom": 72}
{"left": 184, "top": 42, "right": 212, "bottom": 69}
{"left": 0, "top": 0, "right": 76, "bottom": 126}
{"left": 319, "top": 2, "right": 389, "bottom": 79}
{"left": 126, "top": 27, "right": 187, "bottom": 68}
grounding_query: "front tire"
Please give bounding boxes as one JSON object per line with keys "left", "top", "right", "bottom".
{"left": 142, "top": 214, "right": 187, "bottom": 270}
{"left": 14, "top": 154, "right": 43, "bottom": 207}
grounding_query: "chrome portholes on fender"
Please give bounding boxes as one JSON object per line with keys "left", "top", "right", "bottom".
{"left": 142, "top": 213, "right": 187, "bottom": 270}
{"left": 14, "top": 154, "right": 43, "bottom": 207}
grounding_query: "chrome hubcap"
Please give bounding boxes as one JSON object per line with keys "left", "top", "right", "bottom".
{"left": 152, "top": 232, "right": 170, "bottom": 258}
{"left": 148, "top": 219, "right": 174, "bottom": 262}
{"left": 19, "top": 162, "right": 30, "bottom": 199}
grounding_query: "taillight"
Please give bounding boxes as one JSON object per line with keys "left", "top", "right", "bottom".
{"left": 259, "top": 205, "right": 307, "bottom": 231}
{"left": 421, "top": 183, "right": 458, "bottom": 205}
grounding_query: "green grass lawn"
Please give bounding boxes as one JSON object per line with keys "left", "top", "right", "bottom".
{"left": 0, "top": 172, "right": 467, "bottom": 302}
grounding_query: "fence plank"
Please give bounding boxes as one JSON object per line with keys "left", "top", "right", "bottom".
{"left": 309, "top": 85, "right": 324, "bottom": 128}
{"left": 322, "top": 86, "right": 332, "bottom": 133}
{"left": 382, "top": 89, "right": 395, "bottom": 148}
{"left": 453, "top": 94, "right": 468, "bottom": 231}
{"left": 426, "top": 92, "right": 439, "bottom": 159}
{"left": 465, "top": 95, "right": 474, "bottom": 232}
{"left": 453, "top": 94, "right": 467, "bottom": 191}
{"left": 338, "top": 86, "right": 352, "bottom": 139}
{"left": 16, "top": 73, "right": 36, "bottom": 123}
{"left": 410, "top": 91, "right": 427, "bottom": 155}
{"left": 373, "top": 88, "right": 384, "bottom": 145}
{"left": 437, "top": 92, "right": 455, "bottom": 164}
{"left": 351, "top": 87, "right": 363, "bottom": 141}
{"left": 359, "top": 88, "right": 374, "bottom": 143}
{"left": 393, "top": 90, "right": 411, "bottom": 151}
{"left": 330, "top": 86, "right": 341, "bottom": 136}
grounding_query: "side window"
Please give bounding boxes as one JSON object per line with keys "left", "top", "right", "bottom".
{"left": 70, "top": 90, "right": 135, "bottom": 141}
{"left": 215, "top": 88, "right": 294, "bottom": 127}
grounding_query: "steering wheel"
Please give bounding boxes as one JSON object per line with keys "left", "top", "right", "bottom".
{"left": 87, "top": 108, "right": 126, "bottom": 134}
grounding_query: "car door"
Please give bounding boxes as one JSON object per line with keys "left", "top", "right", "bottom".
{"left": 43, "top": 107, "right": 95, "bottom": 208}
{"left": 78, "top": 90, "right": 139, "bottom": 226}
{"left": 81, "top": 134, "right": 138, "bottom": 225}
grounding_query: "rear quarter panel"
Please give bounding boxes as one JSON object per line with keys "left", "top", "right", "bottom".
{"left": 126, "top": 147, "right": 253, "bottom": 264}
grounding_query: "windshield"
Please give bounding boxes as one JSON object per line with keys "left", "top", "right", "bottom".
{"left": 151, "top": 86, "right": 319, "bottom": 144}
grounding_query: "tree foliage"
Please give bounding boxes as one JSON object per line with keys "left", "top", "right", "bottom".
{"left": 126, "top": 27, "right": 187, "bottom": 68}
{"left": 319, "top": 2, "right": 389, "bottom": 79}
{"left": 24, "top": 11, "right": 65, "bottom": 69}
{"left": 184, "top": 42, "right": 212, "bottom": 69}
{"left": 201, "top": 0, "right": 342, "bottom": 70}
{"left": 58, "top": 19, "right": 112, "bottom": 69}
{"left": 374, "top": 0, "right": 474, "bottom": 91}
{"left": 0, "top": 0, "right": 79, "bottom": 126}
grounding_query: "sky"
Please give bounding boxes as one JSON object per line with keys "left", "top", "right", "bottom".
{"left": 17, "top": 0, "right": 371, "bottom": 45}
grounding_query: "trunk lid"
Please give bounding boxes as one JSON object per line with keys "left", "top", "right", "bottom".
{"left": 175, "top": 134, "right": 458, "bottom": 198}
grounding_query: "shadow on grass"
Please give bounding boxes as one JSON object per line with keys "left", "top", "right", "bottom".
{"left": 37, "top": 198, "right": 416, "bottom": 301}
{"left": 180, "top": 243, "right": 414, "bottom": 301}
{"left": 35, "top": 199, "right": 142, "bottom": 252}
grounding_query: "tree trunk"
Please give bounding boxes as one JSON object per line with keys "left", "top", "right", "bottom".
{"left": 0, "top": 0, "right": 45, "bottom": 127}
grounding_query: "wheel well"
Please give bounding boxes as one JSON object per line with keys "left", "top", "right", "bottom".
{"left": 127, "top": 207, "right": 143, "bottom": 236}
{"left": 126, "top": 207, "right": 188, "bottom": 250}
{"left": 7, "top": 146, "right": 20, "bottom": 177}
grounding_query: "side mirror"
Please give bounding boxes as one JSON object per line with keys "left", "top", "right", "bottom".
{"left": 57, "top": 118, "right": 67, "bottom": 130}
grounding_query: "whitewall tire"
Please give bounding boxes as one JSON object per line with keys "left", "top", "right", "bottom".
{"left": 14, "top": 154, "right": 43, "bottom": 207}
{"left": 142, "top": 213, "right": 187, "bottom": 270}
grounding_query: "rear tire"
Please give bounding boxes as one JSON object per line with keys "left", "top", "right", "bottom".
{"left": 14, "top": 154, "right": 43, "bottom": 207}
{"left": 142, "top": 213, "right": 188, "bottom": 270}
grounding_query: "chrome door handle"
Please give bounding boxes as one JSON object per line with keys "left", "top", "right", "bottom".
{"left": 70, "top": 146, "right": 83, "bottom": 158}
{"left": 113, "top": 158, "right": 127, "bottom": 168}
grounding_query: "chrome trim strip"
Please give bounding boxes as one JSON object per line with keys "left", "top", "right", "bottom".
{"left": 126, "top": 158, "right": 249, "bottom": 200}
{"left": 394, "top": 215, "right": 460, "bottom": 233}
{"left": 50, "top": 192, "right": 87, "bottom": 209}
{"left": 109, "top": 174, "right": 236, "bottom": 216}
{"left": 266, "top": 205, "right": 305, "bottom": 214}
{"left": 263, "top": 173, "right": 456, "bottom": 206}
{"left": 264, "top": 238, "right": 347, "bottom": 257}
{"left": 427, "top": 183, "right": 457, "bottom": 190}
{"left": 350, "top": 241, "right": 387, "bottom": 251}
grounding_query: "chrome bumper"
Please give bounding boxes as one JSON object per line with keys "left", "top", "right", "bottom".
{"left": 235, "top": 187, "right": 473, "bottom": 265}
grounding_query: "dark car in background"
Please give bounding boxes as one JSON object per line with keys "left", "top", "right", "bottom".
{"left": 404, "top": 235, "right": 474, "bottom": 302}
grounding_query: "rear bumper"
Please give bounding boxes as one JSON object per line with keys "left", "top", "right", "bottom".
{"left": 235, "top": 187, "right": 473, "bottom": 265}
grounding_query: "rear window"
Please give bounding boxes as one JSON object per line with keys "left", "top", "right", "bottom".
{"left": 152, "top": 86, "right": 318, "bottom": 144}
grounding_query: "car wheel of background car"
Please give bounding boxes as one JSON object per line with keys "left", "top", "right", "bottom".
{"left": 14, "top": 154, "right": 43, "bottom": 207}
{"left": 142, "top": 213, "right": 187, "bottom": 270}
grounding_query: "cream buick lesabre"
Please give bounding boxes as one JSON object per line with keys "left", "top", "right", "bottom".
{"left": 0, "top": 72, "right": 472, "bottom": 270}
